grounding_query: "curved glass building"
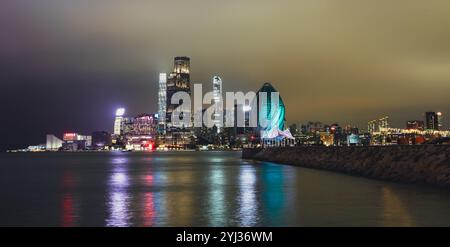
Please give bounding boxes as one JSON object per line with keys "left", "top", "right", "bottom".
{"left": 255, "top": 82, "right": 286, "bottom": 134}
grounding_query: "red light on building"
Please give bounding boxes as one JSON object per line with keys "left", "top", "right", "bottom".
{"left": 142, "top": 141, "right": 155, "bottom": 151}
{"left": 63, "top": 133, "right": 77, "bottom": 141}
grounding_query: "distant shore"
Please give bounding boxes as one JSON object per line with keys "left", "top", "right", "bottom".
{"left": 243, "top": 145, "right": 450, "bottom": 188}
{"left": 5, "top": 148, "right": 242, "bottom": 153}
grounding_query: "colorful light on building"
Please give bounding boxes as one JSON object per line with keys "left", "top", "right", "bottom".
{"left": 63, "top": 133, "right": 77, "bottom": 141}
{"left": 114, "top": 108, "right": 125, "bottom": 135}
{"left": 256, "top": 82, "right": 286, "bottom": 133}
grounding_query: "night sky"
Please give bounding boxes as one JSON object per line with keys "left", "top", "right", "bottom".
{"left": 1, "top": 0, "right": 450, "bottom": 150}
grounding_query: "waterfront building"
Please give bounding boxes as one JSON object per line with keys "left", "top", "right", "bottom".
{"left": 62, "top": 133, "right": 91, "bottom": 151}
{"left": 406, "top": 120, "right": 425, "bottom": 131}
{"left": 166, "top": 57, "right": 191, "bottom": 128}
{"left": 367, "top": 116, "right": 389, "bottom": 134}
{"left": 126, "top": 114, "right": 158, "bottom": 136}
{"left": 156, "top": 56, "right": 194, "bottom": 148}
{"left": 255, "top": 82, "right": 286, "bottom": 132}
{"left": 27, "top": 144, "right": 46, "bottom": 152}
{"left": 119, "top": 114, "right": 158, "bottom": 150}
{"left": 92, "top": 131, "right": 112, "bottom": 149}
{"left": 329, "top": 124, "right": 347, "bottom": 146}
{"left": 437, "top": 112, "right": 443, "bottom": 130}
{"left": 254, "top": 82, "right": 294, "bottom": 147}
{"left": 347, "top": 134, "right": 361, "bottom": 146}
{"left": 158, "top": 73, "right": 167, "bottom": 133}
{"left": 212, "top": 76, "right": 223, "bottom": 132}
{"left": 425, "top": 111, "right": 439, "bottom": 130}
{"left": 114, "top": 108, "right": 125, "bottom": 135}
{"left": 45, "top": 134, "right": 63, "bottom": 151}
{"left": 320, "top": 132, "right": 334, "bottom": 146}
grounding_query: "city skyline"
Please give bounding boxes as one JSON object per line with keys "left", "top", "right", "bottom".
{"left": 2, "top": 1, "right": 450, "bottom": 231}
{"left": 1, "top": 1, "right": 450, "bottom": 150}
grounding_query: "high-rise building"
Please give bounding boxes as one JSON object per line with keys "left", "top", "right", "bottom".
{"left": 367, "top": 116, "right": 389, "bottom": 134}
{"left": 166, "top": 57, "right": 191, "bottom": 127}
{"left": 437, "top": 112, "right": 443, "bottom": 130}
{"left": 114, "top": 108, "right": 125, "bottom": 135}
{"left": 425, "top": 112, "right": 439, "bottom": 130}
{"left": 158, "top": 73, "right": 167, "bottom": 132}
{"left": 212, "top": 76, "right": 223, "bottom": 133}
{"left": 128, "top": 114, "right": 158, "bottom": 136}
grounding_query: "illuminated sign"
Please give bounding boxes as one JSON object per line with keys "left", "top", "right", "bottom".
{"left": 63, "top": 133, "right": 77, "bottom": 141}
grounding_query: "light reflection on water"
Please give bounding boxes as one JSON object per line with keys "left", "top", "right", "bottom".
{"left": 2, "top": 151, "right": 450, "bottom": 226}
{"left": 238, "top": 165, "right": 258, "bottom": 226}
{"left": 208, "top": 166, "right": 226, "bottom": 226}
{"left": 61, "top": 171, "right": 78, "bottom": 227}
{"left": 381, "top": 187, "right": 415, "bottom": 227}
{"left": 261, "top": 164, "right": 286, "bottom": 226}
{"left": 106, "top": 156, "right": 131, "bottom": 227}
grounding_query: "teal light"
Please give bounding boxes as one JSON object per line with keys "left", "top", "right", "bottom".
{"left": 256, "top": 82, "right": 286, "bottom": 132}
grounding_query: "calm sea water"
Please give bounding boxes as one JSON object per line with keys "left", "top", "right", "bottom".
{"left": 0, "top": 151, "right": 450, "bottom": 226}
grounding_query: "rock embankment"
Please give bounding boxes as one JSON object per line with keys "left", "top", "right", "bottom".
{"left": 242, "top": 145, "right": 450, "bottom": 187}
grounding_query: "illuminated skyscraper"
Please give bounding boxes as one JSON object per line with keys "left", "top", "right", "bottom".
{"left": 158, "top": 73, "right": 167, "bottom": 132}
{"left": 368, "top": 116, "right": 389, "bottom": 134}
{"left": 212, "top": 76, "right": 223, "bottom": 133}
{"left": 425, "top": 112, "right": 439, "bottom": 130}
{"left": 166, "top": 57, "right": 191, "bottom": 128}
{"left": 114, "top": 108, "right": 125, "bottom": 135}
{"left": 437, "top": 112, "right": 443, "bottom": 130}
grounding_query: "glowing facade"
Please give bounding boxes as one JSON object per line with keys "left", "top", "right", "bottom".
{"left": 114, "top": 108, "right": 125, "bottom": 135}
{"left": 368, "top": 116, "right": 389, "bottom": 134}
{"left": 425, "top": 112, "right": 440, "bottom": 130}
{"left": 212, "top": 76, "right": 223, "bottom": 132}
{"left": 256, "top": 82, "right": 286, "bottom": 135}
{"left": 437, "top": 112, "right": 443, "bottom": 130}
{"left": 158, "top": 73, "right": 167, "bottom": 132}
{"left": 166, "top": 57, "right": 191, "bottom": 127}
{"left": 46, "top": 134, "right": 63, "bottom": 151}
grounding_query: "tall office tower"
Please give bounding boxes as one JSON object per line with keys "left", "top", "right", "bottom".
{"left": 212, "top": 76, "right": 223, "bottom": 133}
{"left": 437, "top": 112, "right": 443, "bottom": 130}
{"left": 425, "top": 112, "right": 439, "bottom": 130}
{"left": 166, "top": 57, "right": 191, "bottom": 128}
{"left": 158, "top": 73, "right": 167, "bottom": 132}
{"left": 114, "top": 108, "right": 125, "bottom": 135}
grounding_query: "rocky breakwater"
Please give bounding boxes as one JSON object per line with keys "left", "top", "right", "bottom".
{"left": 242, "top": 145, "right": 450, "bottom": 187}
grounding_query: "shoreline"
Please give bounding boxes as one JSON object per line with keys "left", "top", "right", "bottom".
{"left": 242, "top": 145, "right": 450, "bottom": 188}
{"left": 4, "top": 149, "right": 242, "bottom": 153}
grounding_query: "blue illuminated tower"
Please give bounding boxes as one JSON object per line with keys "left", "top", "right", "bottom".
{"left": 255, "top": 82, "right": 286, "bottom": 133}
